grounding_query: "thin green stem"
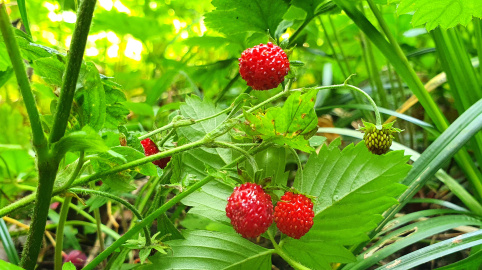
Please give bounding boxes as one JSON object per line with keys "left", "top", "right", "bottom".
{"left": 49, "top": 0, "right": 97, "bottom": 143}
{"left": 267, "top": 230, "right": 310, "bottom": 270}
{"left": 289, "top": 17, "right": 313, "bottom": 47}
{"left": 328, "top": 16, "right": 353, "bottom": 75}
{"left": 90, "top": 183, "right": 105, "bottom": 258}
{"left": 297, "top": 83, "right": 381, "bottom": 127}
{"left": 82, "top": 143, "right": 273, "bottom": 270}
{"left": 318, "top": 17, "right": 348, "bottom": 78}
{"left": 138, "top": 106, "right": 231, "bottom": 140}
{"left": 215, "top": 73, "right": 241, "bottom": 104}
{"left": 158, "top": 128, "right": 174, "bottom": 147}
{"left": 0, "top": 3, "right": 46, "bottom": 149}
{"left": 366, "top": 36, "right": 390, "bottom": 112}
{"left": 54, "top": 196, "right": 72, "bottom": 270}
{"left": 476, "top": 18, "right": 482, "bottom": 83}
{"left": 60, "top": 151, "right": 85, "bottom": 190}
{"left": 70, "top": 188, "right": 152, "bottom": 245}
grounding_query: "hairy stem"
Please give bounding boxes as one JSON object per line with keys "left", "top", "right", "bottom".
{"left": 49, "top": 0, "right": 97, "bottom": 143}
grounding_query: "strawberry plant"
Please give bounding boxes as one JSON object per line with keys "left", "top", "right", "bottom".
{"left": 0, "top": 0, "right": 481, "bottom": 269}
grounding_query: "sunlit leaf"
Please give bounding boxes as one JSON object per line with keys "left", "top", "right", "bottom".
{"left": 398, "top": 0, "right": 482, "bottom": 30}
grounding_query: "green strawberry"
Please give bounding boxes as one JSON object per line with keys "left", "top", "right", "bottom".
{"left": 359, "top": 121, "right": 402, "bottom": 155}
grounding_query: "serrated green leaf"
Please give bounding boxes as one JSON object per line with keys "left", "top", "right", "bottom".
{"left": 31, "top": 56, "right": 65, "bottom": 86}
{"left": 75, "top": 62, "right": 106, "bottom": 131}
{"left": 141, "top": 230, "right": 272, "bottom": 269}
{"left": 242, "top": 89, "right": 318, "bottom": 152}
{"left": 282, "top": 142, "right": 410, "bottom": 267}
{"left": 398, "top": 0, "right": 482, "bottom": 30}
{"left": 62, "top": 262, "right": 76, "bottom": 270}
{"left": 204, "top": 0, "right": 289, "bottom": 38}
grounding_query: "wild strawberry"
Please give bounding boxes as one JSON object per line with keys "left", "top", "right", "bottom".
{"left": 140, "top": 138, "right": 171, "bottom": 169}
{"left": 274, "top": 192, "right": 314, "bottom": 239}
{"left": 239, "top": 42, "right": 290, "bottom": 90}
{"left": 359, "top": 121, "right": 402, "bottom": 155}
{"left": 226, "top": 183, "right": 274, "bottom": 238}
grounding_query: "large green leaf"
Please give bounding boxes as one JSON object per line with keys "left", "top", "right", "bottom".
{"left": 142, "top": 230, "right": 272, "bottom": 269}
{"left": 242, "top": 89, "right": 318, "bottom": 152}
{"left": 282, "top": 142, "right": 411, "bottom": 268}
{"left": 398, "top": 0, "right": 482, "bottom": 30}
{"left": 204, "top": 0, "right": 289, "bottom": 38}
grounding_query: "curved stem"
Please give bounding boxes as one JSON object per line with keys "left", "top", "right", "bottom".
{"left": 0, "top": 3, "right": 46, "bottom": 149}
{"left": 69, "top": 188, "right": 152, "bottom": 245}
{"left": 296, "top": 83, "right": 382, "bottom": 127}
{"left": 49, "top": 0, "right": 97, "bottom": 144}
{"left": 138, "top": 106, "right": 231, "bottom": 140}
{"left": 267, "top": 230, "right": 310, "bottom": 270}
{"left": 54, "top": 197, "right": 72, "bottom": 270}
{"left": 60, "top": 151, "right": 85, "bottom": 190}
{"left": 82, "top": 143, "right": 272, "bottom": 270}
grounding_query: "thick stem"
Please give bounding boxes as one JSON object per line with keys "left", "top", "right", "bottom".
{"left": 49, "top": 0, "right": 97, "bottom": 144}
{"left": 54, "top": 196, "right": 72, "bottom": 270}
{"left": 0, "top": 3, "right": 46, "bottom": 148}
{"left": 20, "top": 150, "right": 59, "bottom": 269}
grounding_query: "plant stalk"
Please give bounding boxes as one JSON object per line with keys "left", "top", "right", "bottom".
{"left": 49, "top": 0, "right": 97, "bottom": 144}
{"left": 0, "top": 3, "right": 46, "bottom": 148}
{"left": 54, "top": 196, "right": 72, "bottom": 270}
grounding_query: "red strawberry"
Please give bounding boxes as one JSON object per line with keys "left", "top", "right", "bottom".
{"left": 140, "top": 138, "right": 171, "bottom": 169}
{"left": 226, "top": 183, "right": 274, "bottom": 238}
{"left": 274, "top": 192, "right": 314, "bottom": 239}
{"left": 239, "top": 42, "right": 290, "bottom": 90}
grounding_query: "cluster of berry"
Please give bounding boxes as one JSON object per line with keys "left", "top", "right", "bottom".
{"left": 226, "top": 183, "right": 314, "bottom": 239}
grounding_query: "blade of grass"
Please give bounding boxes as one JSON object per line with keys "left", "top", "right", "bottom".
{"left": 16, "top": 0, "right": 31, "bottom": 37}
{"left": 0, "top": 218, "right": 20, "bottom": 265}
{"left": 376, "top": 230, "right": 482, "bottom": 270}
{"left": 343, "top": 215, "right": 482, "bottom": 269}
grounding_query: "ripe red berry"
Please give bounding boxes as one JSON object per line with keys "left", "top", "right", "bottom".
{"left": 226, "top": 183, "right": 274, "bottom": 238}
{"left": 239, "top": 42, "right": 290, "bottom": 90}
{"left": 140, "top": 138, "right": 171, "bottom": 169}
{"left": 274, "top": 192, "right": 314, "bottom": 239}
